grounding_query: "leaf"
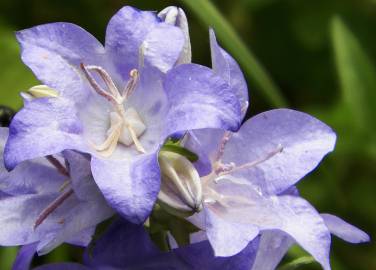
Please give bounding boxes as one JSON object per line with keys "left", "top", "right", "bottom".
{"left": 0, "top": 24, "right": 38, "bottom": 110}
{"left": 0, "top": 247, "right": 18, "bottom": 270}
{"left": 161, "top": 144, "right": 199, "bottom": 162}
{"left": 331, "top": 16, "right": 376, "bottom": 132}
{"left": 179, "top": 0, "right": 287, "bottom": 107}
{"left": 277, "top": 256, "right": 316, "bottom": 270}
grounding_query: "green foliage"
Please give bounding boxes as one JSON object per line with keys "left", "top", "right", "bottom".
{"left": 331, "top": 16, "right": 376, "bottom": 133}
{"left": 0, "top": 24, "right": 37, "bottom": 110}
{"left": 179, "top": 0, "right": 287, "bottom": 107}
{"left": 277, "top": 256, "right": 316, "bottom": 270}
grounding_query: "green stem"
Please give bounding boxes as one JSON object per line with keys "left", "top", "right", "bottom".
{"left": 179, "top": 0, "right": 287, "bottom": 107}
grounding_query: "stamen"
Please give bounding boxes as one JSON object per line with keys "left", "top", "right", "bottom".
{"left": 218, "top": 144, "right": 283, "bottom": 176}
{"left": 46, "top": 155, "right": 70, "bottom": 177}
{"left": 81, "top": 64, "right": 146, "bottom": 155}
{"left": 99, "top": 122, "right": 122, "bottom": 157}
{"left": 124, "top": 120, "right": 146, "bottom": 153}
{"left": 84, "top": 65, "right": 120, "bottom": 99}
{"left": 122, "top": 69, "right": 139, "bottom": 98}
{"left": 34, "top": 188, "right": 74, "bottom": 229}
{"left": 92, "top": 121, "right": 122, "bottom": 152}
{"left": 214, "top": 131, "right": 232, "bottom": 162}
{"left": 59, "top": 179, "right": 71, "bottom": 192}
{"left": 80, "top": 63, "right": 118, "bottom": 105}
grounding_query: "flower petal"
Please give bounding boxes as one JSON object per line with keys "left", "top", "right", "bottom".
{"left": 204, "top": 206, "right": 259, "bottom": 257}
{"left": 0, "top": 194, "right": 63, "bottom": 246}
{"left": 12, "top": 243, "right": 38, "bottom": 270}
{"left": 141, "top": 24, "right": 184, "bottom": 73}
{"left": 91, "top": 152, "right": 160, "bottom": 224}
{"left": 127, "top": 67, "right": 169, "bottom": 149}
{"left": 16, "top": 22, "right": 104, "bottom": 102}
{"left": 252, "top": 231, "right": 294, "bottom": 270}
{"left": 83, "top": 218, "right": 160, "bottom": 268}
{"left": 210, "top": 29, "right": 248, "bottom": 117}
{"left": 105, "top": 6, "right": 159, "bottom": 78}
{"left": 222, "top": 109, "right": 336, "bottom": 195}
{"left": 0, "top": 191, "right": 112, "bottom": 255}
{"left": 184, "top": 128, "right": 226, "bottom": 176}
{"left": 164, "top": 64, "right": 242, "bottom": 137}
{"left": 321, "top": 213, "right": 370, "bottom": 243}
{"left": 218, "top": 191, "right": 332, "bottom": 270}
{"left": 1, "top": 128, "right": 66, "bottom": 195}
{"left": 158, "top": 6, "right": 192, "bottom": 64}
{"left": 4, "top": 98, "right": 86, "bottom": 170}
{"left": 65, "top": 226, "right": 96, "bottom": 247}
{"left": 63, "top": 151, "right": 97, "bottom": 202}
{"left": 174, "top": 237, "right": 260, "bottom": 270}
{"left": 36, "top": 195, "right": 113, "bottom": 255}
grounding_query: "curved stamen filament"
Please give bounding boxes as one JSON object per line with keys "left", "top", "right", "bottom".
{"left": 217, "top": 144, "right": 283, "bottom": 176}
{"left": 84, "top": 65, "right": 120, "bottom": 99}
{"left": 92, "top": 121, "right": 122, "bottom": 152}
{"left": 124, "top": 120, "right": 146, "bottom": 153}
{"left": 80, "top": 63, "right": 118, "bottom": 105}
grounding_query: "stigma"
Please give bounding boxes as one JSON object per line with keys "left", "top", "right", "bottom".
{"left": 80, "top": 64, "right": 146, "bottom": 156}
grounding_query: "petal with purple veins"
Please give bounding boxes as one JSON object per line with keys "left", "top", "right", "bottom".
{"left": 204, "top": 206, "right": 259, "bottom": 257}
{"left": 4, "top": 98, "right": 87, "bottom": 170}
{"left": 222, "top": 109, "right": 336, "bottom": 195}
{"left": 105, "top": 6, "right": 159, "bottom": 79}
{"left": 141, "top": 24, "right": 185, "bottom": 73}
{"left": 214, "top": 188, "right": 332, "bottom": 270}
{"left": 16, "top": 22, "right": 105, "bottom": 103}
{"left": 91, "top": 152, "right": 160, "bottom": 224}
{"left": 210, "top": 29, "right": 249, "bottom": 118}
{"left": 252, "top": 230, "right": 294, "bottom": 270}
{"left": 164, "top": 64, "right": 242, "bottom": 137}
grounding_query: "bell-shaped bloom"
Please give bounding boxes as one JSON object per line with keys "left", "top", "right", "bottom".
{"left": 15, "top": 219, "right": 260, "bottom": 270}
{"left": 184, "top": 109, "right": 369, "bottom": 270}
{"left": 0, "top": 127, "right": 113, "bottom": 255}
{"left": 4, "top": 6, "right": 242, "bottom": 224}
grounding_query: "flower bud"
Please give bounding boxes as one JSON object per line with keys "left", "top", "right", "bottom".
{"left": 27, "top": 85, "right": 59, "bottom": 98}
{"left": 158, "top": 6, "right": 192, "bottom": 64}
{"left": 158, "top": 151, "right": 202, "bottom": 217}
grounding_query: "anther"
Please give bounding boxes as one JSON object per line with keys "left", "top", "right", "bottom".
{"left": 122, "top": 69, "right": 139, "bottom": 98}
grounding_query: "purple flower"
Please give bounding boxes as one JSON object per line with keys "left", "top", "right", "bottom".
{"left": 4, "top": 6, "right": 242, "bottom": 224}
{"left": 184, "top": 109, "right": 369, "bottom": 270}
{"left": 15, "top": 219, "right": 260, "bottom": 270}
{"left": 0, "top": 127, "right": 113, "bottom": 255}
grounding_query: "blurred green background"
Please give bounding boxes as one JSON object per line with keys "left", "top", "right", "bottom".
{"left": 0, "top": 0, "right": 375, "bottom": 269}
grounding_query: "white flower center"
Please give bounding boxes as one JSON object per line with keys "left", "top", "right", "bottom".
{"left": 80, "top": 64, "right": 146, "bottom": 156}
